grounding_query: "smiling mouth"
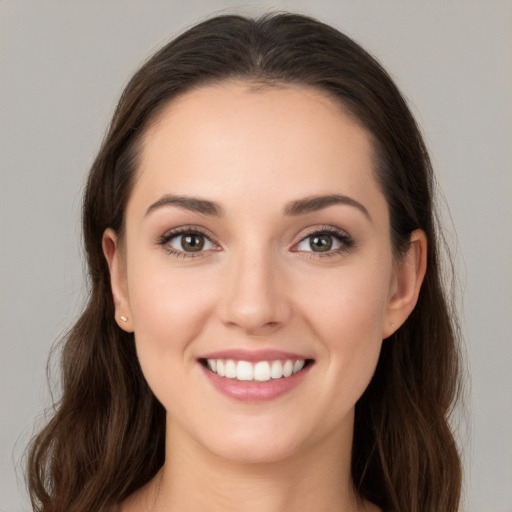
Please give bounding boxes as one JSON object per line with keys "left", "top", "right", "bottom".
{"left": 199, "top": 358, "right": 314, "bottom": 382}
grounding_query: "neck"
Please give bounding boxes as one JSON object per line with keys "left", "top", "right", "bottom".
{"left": 140, "top": 413, "right": 366, "bottom": 512}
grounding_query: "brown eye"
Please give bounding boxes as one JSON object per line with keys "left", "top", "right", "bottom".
{"left": 309, "top": 234, "right": 333, "bottom": 252}
{"left": 165, "top": 231, "right": 215, "bottom": 254}
{"left": 181, "top": 233, "right": 205, "bottom": 252}
{"left": 295, "top": 228, "right": 352, "bottom": 256}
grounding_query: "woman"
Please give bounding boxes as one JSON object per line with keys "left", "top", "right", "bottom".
{"left": 27, "top": 12, "right": 462, "bottom": 512}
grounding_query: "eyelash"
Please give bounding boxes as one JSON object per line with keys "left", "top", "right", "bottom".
{"left": 293, "top": 226, "right": 355, "bottom": 258}
{"left": 158, "top": 226, "right": 217, "bottom": 259}
{"left": 157, "top": 225, "right": 355, "bottom": 259}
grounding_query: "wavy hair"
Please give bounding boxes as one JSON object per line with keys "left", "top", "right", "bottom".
{"left": 27, "top": 13, "right": 462, "bottom": 512}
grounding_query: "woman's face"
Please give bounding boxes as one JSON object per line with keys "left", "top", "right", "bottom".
{"left": 104, "top": 82, "right": 424, "bottom": 463}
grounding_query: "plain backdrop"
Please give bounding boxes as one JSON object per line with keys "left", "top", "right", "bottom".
{"left": 1, "top": 1, "right": 511, "bottom": 511}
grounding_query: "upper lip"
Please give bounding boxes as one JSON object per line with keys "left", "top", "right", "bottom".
{"left": 199, "top": 349, "right": 312, "bottom": 362}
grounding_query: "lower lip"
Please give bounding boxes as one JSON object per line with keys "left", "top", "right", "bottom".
{"left": 200, "top": 363, "right": 312, "bottom": 402}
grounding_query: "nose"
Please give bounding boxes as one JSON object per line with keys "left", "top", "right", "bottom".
{"left": 218, "top": 245, "right": 292, "bottom": 336}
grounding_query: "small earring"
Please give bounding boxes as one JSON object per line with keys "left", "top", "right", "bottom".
{"left": 120, "top": 315, "right": 128, "bottom": 322}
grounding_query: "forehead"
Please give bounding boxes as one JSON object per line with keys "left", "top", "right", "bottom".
{"left": 143, "top": 81, "right": 367, "bottom": 155}
{"left": 130, "top": 81, "right": 386, "bottom": 221}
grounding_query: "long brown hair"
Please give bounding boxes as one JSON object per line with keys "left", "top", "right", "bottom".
{"left": 27, "top": 13, "right": 462, "bottom": 512}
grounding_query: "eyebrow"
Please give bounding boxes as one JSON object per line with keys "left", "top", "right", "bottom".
{"left": 145, "top": 194, "right": 224, "bottom": 217}
{"left": 145, "top": 193, "right": 370, "bottom": 221}
{"left": 284, "top": 194, "right": 371, "bottom": 221}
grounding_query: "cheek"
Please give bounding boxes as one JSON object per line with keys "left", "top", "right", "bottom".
{"left": 126, "top": 261, "right": 216, "bottom": 394}
{"left": 298, "top": 262, "right": 391, "bottom": 394}
{"left": 302, "top": 263, "right": 391, "bottom": 343}
{"left": 129, "top": 260, "right": 215, "bottom": 342}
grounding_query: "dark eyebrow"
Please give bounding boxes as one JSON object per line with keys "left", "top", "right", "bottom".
{"left": 284, "top": 194, "right": 371, "bottom": 221}
{"left": 145, "top": 193, "right": 370, "bottom": 220}
{"left": 145, "top": 194, "right": 224, "bottom": 217}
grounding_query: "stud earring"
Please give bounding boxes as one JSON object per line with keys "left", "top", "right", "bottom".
{"left": 120, "top": 315, "right": 128, "bottom": 322}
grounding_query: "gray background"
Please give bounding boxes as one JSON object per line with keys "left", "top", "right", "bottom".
{"left": 1, "top": 1, "right": 511, "bottom": 511}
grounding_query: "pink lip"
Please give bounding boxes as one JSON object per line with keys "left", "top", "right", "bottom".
{"left": 199, "top": 349, "right": 310, "bottom": 362}
{"left": 199, "top": 359, "right": 313, "bottom": 402}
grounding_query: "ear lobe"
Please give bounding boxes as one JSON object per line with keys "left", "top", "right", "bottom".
{"left": 102, "top": 228, "right": 134, "bottom": 332}
{"left": 382, "top": 229, "right": 427, "bottom": 339}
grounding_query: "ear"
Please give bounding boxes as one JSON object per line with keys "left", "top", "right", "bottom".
{"left": 382, "top": 229, "right": 427, "bottom": 339}
{"left": 102, "top": 228, "right": 134, "bottom": 332}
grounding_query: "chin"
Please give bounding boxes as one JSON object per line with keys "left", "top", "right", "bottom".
{"left": 194, "top": 417, "right": 320, "bottom": 465}
{"left": 210, "top": 436, "right": 304, "bottom": 465}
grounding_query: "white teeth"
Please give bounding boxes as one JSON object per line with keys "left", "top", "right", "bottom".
{"left": 283, "top": 360, "right": 293, "bottom": 377}
{"left": 236, "top": 361, "right": 254, "bottom": 381}
{"left": 293, "top": 360, "right": 305, "bottom": 373}
{"left": 270, "top": 360, "right": 283, "bottom": 379}
{"left": 205, "top": 358, "right": 307, "bottom": 381}
{"left": 253, "top": 361, "right": 271, "bottom": 381}
{"left": 225, "top": 360, "right": 237, "bottom": 378}
{"left": 217, "top": 360, "right": 225, "bottom": 377}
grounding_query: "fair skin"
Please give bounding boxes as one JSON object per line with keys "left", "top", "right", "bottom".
{"left": 103, "top": 82, "right": 427, "bottom": 512}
